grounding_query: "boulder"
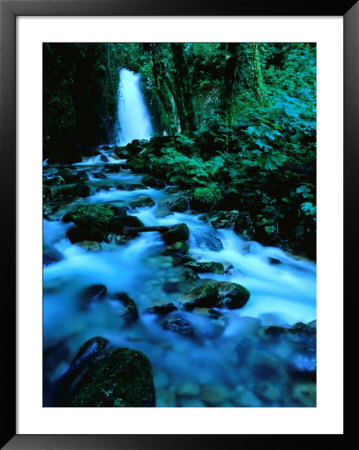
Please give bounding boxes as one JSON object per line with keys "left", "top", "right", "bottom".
{"left": 68, "top": 348, "right": 155, "bottom": 407}
{"left": 66, "top": 226, "right": 106, "bottom": 244}
{"left": 184, "top": 281, "right": 250, "bottom": 311}
{"left": 184, "top": 261, "right": 224, "bottom": 275}
{"left": 69, "top": 336, "right": 109, "bottom": 374}
{"left": 129, "top": 196, "right": 155, "bottom": 209}
{"left": 161, "top": 223, "right": 190, "bottom": 244}
{"left": 142, "top": 175, "right": 166, "bottom": 189}
{"left": 78, "top": 283, "right": 107, "bottom": 310}
{"left": 146, "top": 303, "right": 178, "bottom": 315}
{"left": 162, "top": 241, "right": 190, "bottom": 256}
{"left": 112, "top": 292, "right": 139, "bottom": 323}
{"left": 169, "top": 197, "right": 189, "bottom": 213}
{"left": 162, "top": 318, "right": 194, "bottom": 337}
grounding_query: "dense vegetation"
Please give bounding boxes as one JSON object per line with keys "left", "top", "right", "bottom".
{"left": 43, "top": 42, "right": 316, "bottom": 259}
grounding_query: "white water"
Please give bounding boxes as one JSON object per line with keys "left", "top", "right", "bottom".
{"left": 115, "top": 69, "right": 153, "bottom": 146}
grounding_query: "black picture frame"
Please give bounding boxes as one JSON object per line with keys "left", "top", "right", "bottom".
{"left": 1, "top": 0, "right": 357, "bottom": 448}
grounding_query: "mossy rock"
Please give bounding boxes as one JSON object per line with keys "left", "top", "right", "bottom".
{"left": 183, "top": 282, "right": 219, "bottom": 311}
{"left": 127, "top": 156, "right": 149, "bottom": 173}
{"left": 162, "top": 223, "right": 190, "bottom": 245}
{"left": 169, "top": 197, "right": 189, "bottom": 213}
{"left": 163, "top": 241, "right": 190, "bottom": 256}
{"left": 124, "top": 183, "right": 147, "bottom": 191}
{"left": 184, "top": 281, "right": 250, "bottom": 310}
{"left": 62, "top": 204, "right": 126, "bottom": 229}
{"left": 68, "top": 348, "right": 155, "bottom": 407}
{"left": 184, "top": 261, "right": 224, "bottom": 275}
{"left": 190, "top": 187, "right": 221, "bottom": 212}
{"left": 215, "top": 281, "right": 250, "bottom": 309}
{"left": 142, "top": 175, "right": 166, "bottom": 189}
{"left": 46, "top": 183, "right": 90, "bottom": 201}
{"left": 129, "top": 196, "right": 155, "bottom": 209}
{"left": 201, "top": 210, "right": 239, "bottom": 229}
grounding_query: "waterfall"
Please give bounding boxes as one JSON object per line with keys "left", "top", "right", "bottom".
{"left": 116, "top": 68, "right": 153, "bottom": 146}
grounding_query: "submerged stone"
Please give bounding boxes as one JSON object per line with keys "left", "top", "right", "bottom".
{"left": 68, "top": 348, "right": 155, "bottom": 407}
{"left": 162, "top": 241, "right": 190, "bottom": 256}
{"left": 43, "top": 246, "right": 64, "bottom": 266}
{"left": 78, "top": 283, "right": 107, "bottom": 310}
{"left": 162, "top": 318, "right": 194, "bottom": 337}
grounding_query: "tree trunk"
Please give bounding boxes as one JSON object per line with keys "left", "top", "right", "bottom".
{"left": 170, "top": 44, "right": 196, "bottom": 134}
{"left": 251, "top": 43, "right": 265, "bottom": 106}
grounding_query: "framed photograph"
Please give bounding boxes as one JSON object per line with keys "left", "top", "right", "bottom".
{"left": 1, "top": 0, "right": 357, "bottom": 448}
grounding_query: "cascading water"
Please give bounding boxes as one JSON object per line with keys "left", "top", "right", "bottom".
{"left": 115, "top": 68, "right": 153, "bottom": 146}
{"left": 43, "top": 70, "right": 316, "bottom": 407}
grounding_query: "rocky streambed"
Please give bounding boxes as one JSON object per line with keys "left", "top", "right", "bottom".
{"left": 43, "top": 142, "right": 316, "bottom": 407}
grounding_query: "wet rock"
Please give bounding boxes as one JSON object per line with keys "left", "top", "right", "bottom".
{"left": 201, "top": 210, "right": 239, "bottom": 229}
{"left": 190, "top": 187, "right": 221, "bottom": 212}
{"left": 291, "top": 382, "right": 316, "bottom": 407}
{"left": 100, "top": 154, "right": 109, "bottom": 162}
{"left": 68, "top": 348, "right": 155, "bottom": 407}
{"left": 163, "top": 281, "right": 179, "bottom": 293}
{"left": 184, "top": 281, "right": 250, "bottom": 310}
{"left": 112, "top": 292, "right": 139, "bottom": 323}
{"left": 43, "top": 246, "right": 64, "bottom": 266}
{"left": 192, "top": 231, "right": 223, "bottom": 251}
{"left": 162, "top": 241, "right": 190, "bottom": 256}
{"left": 154, "top": 369, "right": 170, "bottom": 389}
{"left": 69, "top": 336, "right": 109, "bottom": 374}
{"left": 66, "top": 226, "right": 106, "bottom": 244}
{"left": 96, "top": 185, "right": 113, "bottom": 193}
{"left": 215, "top": 281, "right": 250, "bottom": 309}
{"left": 57, "top": 169, "right": 87, "bottom": 183}
{"left": 233, "top": 212, "right": 255, "bottom": 240}
{"left": 156, "top": 389, "right": 176, "bottom": 407}
{"left": 233, "top": 388, "right": 263, "bottom": 407}
{"left": 166, "top": 187, "right": 180, "bottom": 194}
{"left": 75, "top": 240, "right": 102, "bottom": 251}
{"left": 162, "top": 223, "right": 190, "bottom": 244}
{"left": 62, "top": 204, "right": 126, "bottom": 229}
{"left": 104, "top": 164, "right": 121, "bottom": 173}
{"left": 254, "top": 382, "right": 282, "bottom": 404}
{"left": 169, "top": 197, "right": 189, "bottom": 213}
{"left": 176, "top": 382, "right": 201, "bottom": 398}
{"left": 184, "top": 261, "right": 224, "bottom": 274}
{"left": 162, "top": 318, "right": 194, "bottom": 337}
{"left": 177, "top": 398, "right": 205, "bottom": 407}
{"left": 124, "top": 183, "right": 147, "bottom": 191}
{"left": 129, "top": 196, "right": 155, "bottom": 209}
{"left": 78, "top": 283, "right": 107, "bottom": 310}
{"left": 45, "top": 183, "right": 90, "bottom": 201}
{"left": 146, "top": 303, "right": 178, "bottom": 315}
{"left": 201, "top": 384, "right": 231, "bottom": 406}
{"left": 142, "top": 175, "right": 166, "bottom": 189}
{"left": 127, "top": 156, "right": 149, "bottom": 173}
{"left": 92, "top": 172, "right": 107, "bottom": 179}
{"left": 268, "top": 257, "right": 281, "bottom": 265}
{"left": 183, "top": 282, "right": 219, "bottom": 311}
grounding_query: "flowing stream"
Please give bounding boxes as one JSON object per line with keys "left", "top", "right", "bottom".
{"left": 43, "top": 70, "right": 316, "bottom": 407}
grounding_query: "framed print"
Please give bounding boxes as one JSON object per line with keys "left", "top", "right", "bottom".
{"left": 1, "top": 0, "right": 357, "bottom": 448}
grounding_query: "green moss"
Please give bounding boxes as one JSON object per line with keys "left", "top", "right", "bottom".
{"left": 62, "top": 204, "right": 122, "bottom": 229}
{"left": 191, "top": 187, "right": 221, "bottom": 212}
